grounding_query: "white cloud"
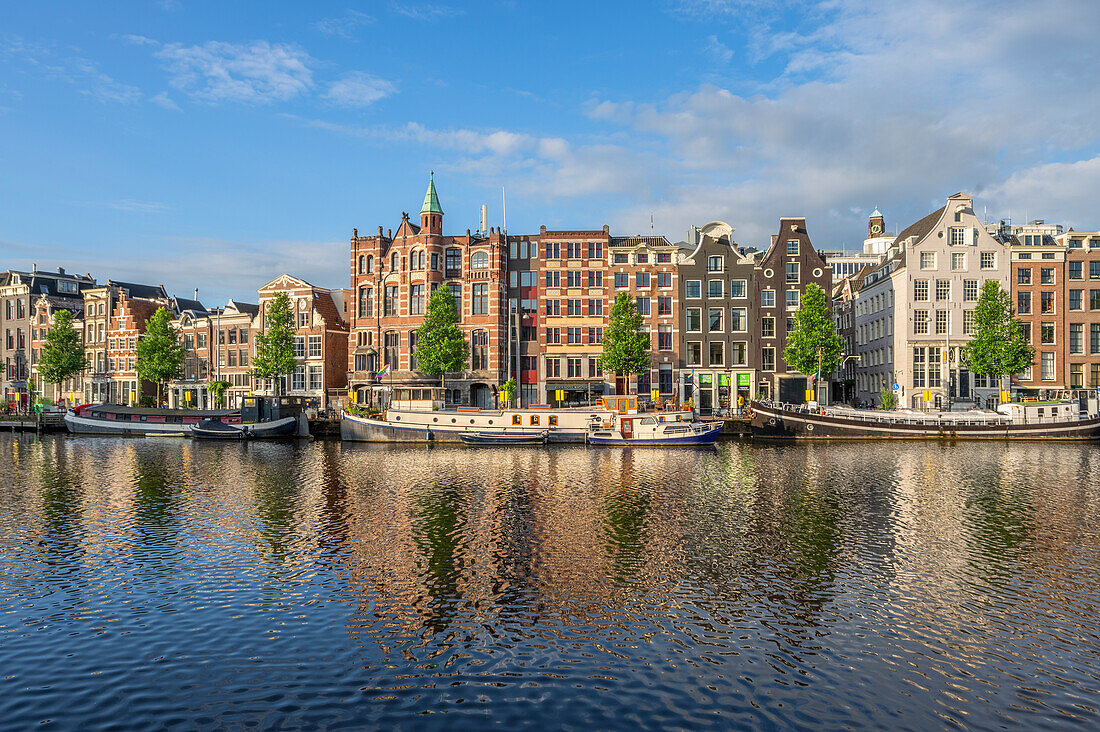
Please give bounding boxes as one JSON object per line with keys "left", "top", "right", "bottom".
{"left": 391, "top": 2, "right": 464, "bottom": 21}
{"left": 978, "top": 156, "right": 1100, "bottom": 229}
{"left": 107, "top": 199, "right": 169, "bottom": 213}
{"left": 703, "top": 34, "right": 733, "bottom": 63}
{"left": 324, "top": 72, "right": 395, "bottom": 107}
{"left": 149, "top": 91, "right": 180, "bottom": 110}
{"left": 2, "top": 38, "right": 141, "bottom": 105}
{"left": 155, "top": 41, "right": 314, "bottom": 104}
{"left": 313, "top": 9, "right": 374, "bottom": 39}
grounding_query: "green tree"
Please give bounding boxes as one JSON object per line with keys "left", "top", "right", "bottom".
{"left": 136, "top": 306, "right": 185, "bottom": 405}
{"left": 961, "top": 280, "right": 1034, "bottom": 386}
{"left": 598, "top": 292, "right": 651, "bottom": 389}
{"left": 784, "top": 283, "right": 844, "bottom": 394}
{"left": 37, "top": 309, "right": 88, "bottom": 399}
{"left": 879, "top": 386, "right": 897, "bottom": 411}
{"left": 499, "top": 377, "right": 517, "bottom": 406}
{"left": 208, "top": 379, "right": 231, "bottom": 407}
{"left": 252, "top": 292, "right": 298, "bottom": 396}
{"left": 414, "top": 286, "right": 468, "bottom": 393}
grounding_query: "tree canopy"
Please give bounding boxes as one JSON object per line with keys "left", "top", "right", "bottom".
{"left": 252, "top": 292, "right": 298, "bottom": 394}
{"left": 598, "top": 292, "right": 651, "bottom": 377}
{"left": 136, "top": 306, "right": 185, "bottom": 404}
{"left": 961, "top": 280, "right": 1035, "bottom": 379}
{"left": 37, "top": 309, "right": 88, "bottom": 389}
{"left": 784, "top": 283, "right": 844, "bottom": 379}
{"left": 414, "top": 286, "right": 468, "bottom": 386}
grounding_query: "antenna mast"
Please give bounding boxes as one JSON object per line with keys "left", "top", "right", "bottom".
{"left": 502, "top": 186, "right": 507, "bottom": 234}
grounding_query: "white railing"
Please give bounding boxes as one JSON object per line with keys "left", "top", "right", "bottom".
{"left": 759, "top": 400, "right": 1085, "bottom": 428}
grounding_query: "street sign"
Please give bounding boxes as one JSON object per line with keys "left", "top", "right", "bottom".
{"left": 650, "top": 389, "right": 659, "bottom": 402}
{"left": 555, "top": 389, "right": 564, "bottom": 402}
{"left": 892, "top": 383, "right": 900, "bottom": 391}
{"left": 923, "top": 389, "right": 932, "bottom": 402}
{"left": 1000, "top": 389, "right": 1011, "bottom": 402}
{"left": 805, "top": 389, "right": 815, "bottom": 402}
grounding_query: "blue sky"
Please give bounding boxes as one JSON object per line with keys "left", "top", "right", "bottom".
{"left": 3, "top": 0, "right": 1100, "bottom": 304}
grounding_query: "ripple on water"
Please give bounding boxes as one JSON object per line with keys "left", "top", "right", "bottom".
{"left": 0, "top": 435, "right": 1099, "bottom": 729}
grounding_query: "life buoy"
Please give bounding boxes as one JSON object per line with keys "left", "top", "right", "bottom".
{"left": 768, "top": 418, "right": 776, "bottom": 426}
{"left": 806, "top": 423, "right": 814, "bottom": 432}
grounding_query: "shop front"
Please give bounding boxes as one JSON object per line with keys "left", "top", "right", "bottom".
{"left": 545, "top": 380, "right": 606, "bottom": 407}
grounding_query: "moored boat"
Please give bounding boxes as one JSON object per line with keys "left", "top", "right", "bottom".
{"left": 587, "top": 418, "right": 722, "bottom": 446}
{"left": 65, "top": 403, "right": 240, "bottom": 436}
{"left": 459, "top": 430, "right": 549, "bottom": 446}
{"left": 749, "top": 397, "right": 1100, "bottom": 440}
{"left": 191, "top": 416, "right": 299, "bottom": 440}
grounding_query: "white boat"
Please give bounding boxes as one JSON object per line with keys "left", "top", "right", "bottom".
{"left": 340, "top": 389, "right": 707, "bottom": 444}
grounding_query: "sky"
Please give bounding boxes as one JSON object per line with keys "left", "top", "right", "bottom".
{"left": 3, "top": 0, "right": 1100, "bottom": 305}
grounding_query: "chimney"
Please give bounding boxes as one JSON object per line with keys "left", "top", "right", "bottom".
{"left": 194, "top": 288, "right": 199, "bottom": 302}
{"left": 57, "top": 267, "right": 65, "bottom": 275}
{"left": 32, "top": 263, "right": 37, "bottom": 273}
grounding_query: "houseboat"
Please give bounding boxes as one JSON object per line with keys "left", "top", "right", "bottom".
{"left": 65, "top": 396, "right": 306, "bottom": 438}
{"left": 749, "top": 396, "right": 1100, "bottom": 440}
{"left": 341, "top": 388, "right": 707, "bottom": 444}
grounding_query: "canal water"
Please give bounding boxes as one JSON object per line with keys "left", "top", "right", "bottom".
{"left": 2, "top": 436, "right": 1099, "bottom": 730}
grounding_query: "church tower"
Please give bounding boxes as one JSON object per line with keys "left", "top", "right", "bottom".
{"left": 868, "top": 208, "right": 885, "bottom": 239}
{"left": 420, "top": 171, "right": 443, "bottom": 235}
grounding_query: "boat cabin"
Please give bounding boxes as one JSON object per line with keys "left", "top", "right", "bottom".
{"left": 390, "top": 387, "right": 445, "bottom": 411}
{"left": 241, "top": 395, "right": 304, "bottom": 424}
{"left": 997, "top": 400, "right": 1080, "bottom": 423}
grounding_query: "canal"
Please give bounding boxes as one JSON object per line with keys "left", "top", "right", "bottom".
{"left": 2, "top": 435, "right": 1099, "bottom": 729}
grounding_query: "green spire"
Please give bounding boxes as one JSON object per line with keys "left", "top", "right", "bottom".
{"left": 420, "top": 171, "right": 443, "bottom": 216}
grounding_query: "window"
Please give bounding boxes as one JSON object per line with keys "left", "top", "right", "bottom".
{"left": 1040, "top": 267, "right": 1055, "bottom": 285}
{"left": 920, "top": 252, "right": 935, "bottom": 270}
{"left": 636, "top": 272, "right": 651, "bottom": 288}
{"left": 430, "top": 253, "right": 439, "bottom": 270}
{"left": 637, "top": 297, "right": 651, "bottom": 315}
{"left": 963, "top": 280, "right": 978, "bottom": 302}
{"left": 545, "top": 300, "right": 560, "bottom": 316}
{"left": 588, "top": 271, "right": 603, "bottom": 288}
{"left": 708, "top": 308, "right": 722, "bottom": 332}
{"left": 566, "top": 270, "right": 582, "bottom": 288}
{"left": 913, "top": 348, "right": 926, "bottom": 388}
{"left": 729, "top": 279, "right": 746, "bottom": 298}
{"left": 589, "top": 241, "right": 603, "bottom": 259}
{"left": 545, "top": 327, "right": 560, "bottom": 344}
{"left": 545, "top": 357, "right": 560, "bottom": 377}
{"left": 291, "top": 365, "right": 305, "bottom": 391}
{"left": 566, "top": 326, "right": 582, "bottom": 343}
{"left": 980, "top": 252, "right": 995, "bottom": 270}
{"left": 914, "top": 280, "right": 929, "bottom": 301}
{"left": 655, "top": 271, "right": 672, "bottom": 288}
{"left": 308, "top": 365, "right": 323, "bottom": 390}
{"left": 687, "top": 342, "right": 702, "bottom": 366}
{"left": 293, "top": 336, "right": 305, "bottom": 358}
{"left": 786, "top": 262, "right": 799, "bottom": 283}
{"left": 1040, "top": 291, "right": 1055, "bottom": 314}
{"left": 613, "top": 252, "right": 628, "bottom": 264}
{"left": 1041, "top": 352, "right": 1055, "bottom": 381}
{"left": 589, "top": 298, "right": 603, "bottom": 315}
{"left": 1070, "top": 289, "right": 1083, "bottom": 310}
{"left": 1041, "top": 322, "right": 1055, "bottom": 344}
{"left": 445, "top": 248, "right": 461, "bottom": 274}
{"left": 914, "top": 310, "right": 929, "bottom": 334}
{"left": 1018, "top": 268, "right": 1032, "bottom": 285}
{"left": 728, "top": 342, "right": 746, "bottom": 366}
{"left": 709, "top": 341, "right": 724, "bottom": 366}
{"left": 1093, "top": 324, "right": 1100, "bottom": 355}
{"left": 566, "top": 241, "right": 582, "bottom": 259}
{"left": 567, "top": 357, "right": 582, "bottom": 378}
{"left": 708, "top": 280, "right": 723, "bottom": 298}
{"left": 1091, "top": 290, "right": 1100, "bottom": 310}
{"left": 636, "top": 252, "right": 648, "bottom": 264}
{"left": 308, "top": 335, "right": 322, "bottom": 357}
{"left": 448, "top": 283, "right": 462, "bottom": 314}
{"left": 952, "top": 252, "right": 965, "bottom": 271}
{"left": 762, "top": 317, "right": 775, "bottom": 338}
{"left": 950, "top": 227, "right": 965, "bottom": 246}
{"left": 1070, "top": 323, "right": 1083, "bottom": 354}
{"left": 589, "top": 327, "right": 603, "bottom": 344}
{"left": 545, "top": 241, "right": 561, "bottom": 259}
{"left": 1069, "top": 261, "right": 1082, "bottom": 279}
{"left": 472, "top": 284, "right": 488, "bottom": 314}
{"left": 566, "top": 299, "right": 581, "bottom": 316}
{"left": 686, "top": 308, "right": 701, "bottom": 332}
{"left": 471, "top": 330, "right": 488, "bottom": 370}
{"left": 1017, "top": 291, "right": 1031, "bottom": 314}
{"left": 762, "top": 347, "right": 776, "bottom": 371}
{"left": 730, "top": 307, "right": 746, "bottom": 332}
{"left": 786, "top": 317, "right": 794, "bottom": 333}
{"left": 962, "top": 310, "right": 974, "bottom": 335}
{"left": 935, "top": 310, "right": 949, "bottom": 335}
{"left": 936, "top": 280, "right": 950, "bottom": 301}
{"left": 409, "top": 284, "right": 425, "bottom": 315}
{"left": 786, "top": 239, "right": 799, "bottom": 255}
{"left": 470, "top": 251, "right": 489, "bottom": 269}
{"left": 785, "top": 290, "right": 800, "bottom": 309}
{"left": 761, "top": 290, "right": 775, "bottom": 308}
{"left": 686, "top": 280, "right": 701, "bottom": 298}
{"left": 1071, "top": 364, "right": 1084, "bottom": 389}
{"left": 615, "top": 273, "right": 629, "bottom": 289}
{"left": 705, "top": 255, "right": 722, "bottom": 272}
{"left": 658, "top": 325, "right": 672, "bottom": 351}
{"left": 545, "top": 271, "right": 560, "bottom": 288}
{"left": 657, "top": 252, "right": 671, "bottom": 264}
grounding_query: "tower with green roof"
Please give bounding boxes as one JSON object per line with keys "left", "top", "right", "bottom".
{"left": 420, "top": 171, "right": 443, "bottom": 235}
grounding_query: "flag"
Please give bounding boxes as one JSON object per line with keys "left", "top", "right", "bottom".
{"left": 376, "top": 364, "right": 389, "bottom": 379}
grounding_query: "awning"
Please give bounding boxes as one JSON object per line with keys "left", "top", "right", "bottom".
{"left": 545, "top": 381, "right": 607, "bottom": 391}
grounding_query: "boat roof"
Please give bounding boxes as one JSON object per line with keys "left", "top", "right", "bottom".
{"left": 85, "top": 403, "right": 239, "bottom": 417}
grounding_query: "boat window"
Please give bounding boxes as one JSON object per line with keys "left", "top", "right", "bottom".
{"left": 641, "top": 417, "right": 655, "bottom": 425}
{"left": 512, "top": 415, "right": 521, "bottom": 425}
{"left": 531, "top": 416, "right": 539, "bottom": 426}
{"left": 549, "top": 416, "right": 558, "bottom": 426}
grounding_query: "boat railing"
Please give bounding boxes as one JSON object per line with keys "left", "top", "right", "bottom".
{"left": 759, "top": 399, "right": 1084, "bottom": 427}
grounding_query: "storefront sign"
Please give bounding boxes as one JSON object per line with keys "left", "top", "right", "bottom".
{"left": 699, "top": 374, "right": 713, "bottom": 386}
{"left": 737, "top": 374, "right": 751, "bottom": 388}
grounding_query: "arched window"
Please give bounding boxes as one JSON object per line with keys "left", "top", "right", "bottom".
{"left": 358, "top": 255, "right": 365, "bottom": 274}
{"left": 391, "top": 252, "right": 400, "bottom": 272}
{"left": 471, "top": 251, "right": 489, "bottom": 269}
{"left": 365, "top": 255, "right": 373, "bottom": 274}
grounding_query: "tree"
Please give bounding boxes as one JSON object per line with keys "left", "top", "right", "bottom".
{"left": 136, "top": 307, "right": 185, "bottom": 406}
{"left": 252, "top": 292, "right": 298, "bottom": 396}
{"left": 38, "top": 309, "right": 88, "bottom": 401}
{"left": 209, "top": 379, "right": 231, "bottom": 407}
{"left": 598, "top": 292, "right": 651, "bottom": 389}
{"left": 879, "top": 386, "right": 897, "bottom": 411}
{"left": 784, "top": 283, "right": 844, "bottom": 394}
{"left": 499, "top": 377, "right": 517, "bottom": 407}
{"left": 961, "top": 280, "right": 1034, "bottom": 386}
{"left": 414, "top": 286, "right": 468, "bottom": 394}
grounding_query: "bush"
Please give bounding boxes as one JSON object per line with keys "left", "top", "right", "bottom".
{"left": 878, "top": 387, "right": 897, "bottom": 411}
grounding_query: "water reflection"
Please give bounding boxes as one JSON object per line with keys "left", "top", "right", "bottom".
{"left": 1, "top": 435, "right": 1099, "bottom": 729}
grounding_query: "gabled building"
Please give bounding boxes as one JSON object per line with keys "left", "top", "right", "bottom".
{"left": 80, "top": 280, "right": 169, "bottom": 404}
{"left": 1055, "top": 229, "right": 1100, "bottom": 390}
{"left": 347, "top": 174, "right": 507, "bottom": 408}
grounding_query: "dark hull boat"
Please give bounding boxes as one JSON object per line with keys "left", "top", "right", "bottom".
{"left": 749, "top": 400, "right": 1100, "bottom": 440}
{"left": 191, "top": 416, "right": 299, "bottom": 440}
{"left": 459, "top": 431, "right": 549, "bottom": 446}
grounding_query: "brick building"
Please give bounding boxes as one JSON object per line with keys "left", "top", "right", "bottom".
{"left": 505, "top": 233, "right": 541, "bottom": 406}
{"left": 1001, "top": 221, "right": 1066, "bottom": 389}
{"left": 169, "top": 298, "right": 260, "bottom": 408}
{"left": 81, "top": 281, "right": 169, "bottom": 404}
{"left": 1056, "top": 229, "right": 1100, "bottom": 389}
{"left": 257, "top": 274, "right": 348, "bottom": 410}
{"left": 347, "top": 175, "right": 507, "bottom": 408}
